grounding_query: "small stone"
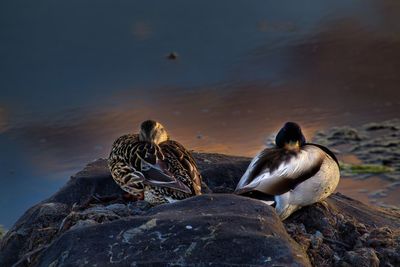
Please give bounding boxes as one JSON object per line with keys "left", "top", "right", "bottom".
{"left": 367, "top": 227, "right": 395, "bottom": 247}
{"left": 356, "top": 223, "right": 368, "bottom": 235}
{"left": 333, "top": 253, "right": 341, "bottom": 263}
{"left": 343, "top": 248, "right": 380, "bottom": 267}
{"left": 185, "top": 225, "right": 193, "bottom": 230}
{"left": 336, "top": 214, "right": 345, "bottom": 221}
{"left": 311, "top": 231, "right": 324, "bottom": 249}
{"left": 264, "top": 257, "right": 272, "bottom": 262}
{"left": 315, "top": 230, "right": 323, "bottom": 239}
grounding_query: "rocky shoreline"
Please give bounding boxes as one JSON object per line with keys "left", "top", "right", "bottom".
{"left": 313, "top": 119, "right": 400, "bottom": 181}
{"left": 1, "top": 154, "right": 399, "bottom": 267}
{"left": 312, "top": 119, "right": 400, "bottom": 210}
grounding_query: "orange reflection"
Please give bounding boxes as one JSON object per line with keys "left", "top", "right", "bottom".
{"left": 15, "top": 84, "right": 333, "bottom": 180}
{"left": 9, "top": 10, "right": 400, "bottom": 178}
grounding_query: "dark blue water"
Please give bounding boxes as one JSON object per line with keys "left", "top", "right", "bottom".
{"left": 1, "top": 0, "right": 400, "bottom": 228}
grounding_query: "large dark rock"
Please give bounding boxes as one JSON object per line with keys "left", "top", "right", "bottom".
{"left": 285, "top": 193, "right": 400, "bottom": 266}
{"left": 34, "top": 195, "right": 310, "bottom": 267}
{"left": 193, "top": 152, "right": 250, "bottom": 193}
{"left": 0, "top": 154, "right": 251, "bottom": 267}
{"left": 1, "top": 153, "right": 399, "bottom": 267}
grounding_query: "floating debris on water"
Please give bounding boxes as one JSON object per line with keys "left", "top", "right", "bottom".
{"left": 166, "top": 52, "right": 178, "bottom": 60}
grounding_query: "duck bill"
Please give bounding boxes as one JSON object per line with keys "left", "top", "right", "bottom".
{"left": 284, "top": 141, "right": 300, "bottom": 150}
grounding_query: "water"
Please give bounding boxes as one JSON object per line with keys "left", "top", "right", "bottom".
{"left": 1, "top": 0, "right": 400, "bottom": 228}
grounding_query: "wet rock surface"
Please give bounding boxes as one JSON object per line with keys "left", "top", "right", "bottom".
{"left": 314, "top": 119, "right": 400, "bottom": 181}
{"left": 1, "top": 153, "right": 399, "bottom": 267}
{"left": 314, "top": 119, "right": 400, "bottom": 209}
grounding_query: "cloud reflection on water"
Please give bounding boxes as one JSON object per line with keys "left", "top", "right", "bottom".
{"left": 3, "top": 11, "right": 400, "bottom": 188}
{"left": 1, "top": 0, "right": 400, "bottom": 228}
{"left": 9, "top": 79, "right": 398, "bottom": 181}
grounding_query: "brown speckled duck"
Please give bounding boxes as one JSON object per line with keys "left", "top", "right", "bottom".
{"left": 108, "top": 120, "right": 202, "bottom": 205}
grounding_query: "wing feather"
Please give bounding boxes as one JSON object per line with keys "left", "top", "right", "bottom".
{"left": 109, "top": 134, "right": 201, "bottom": 196}
{"left": 108, "top": 134, "right": 145, "bottom": 195}
{"left": 235, "top": 145, "right": 324, "bottom": 195}
{"left": 306, "top": 143, "right": 339, "bottom": 166}
{"left": 160, "top": 140, "right": 202, "bottom": 195}
{"left": 136, "top": 152, "right": 193, "bottom": 194}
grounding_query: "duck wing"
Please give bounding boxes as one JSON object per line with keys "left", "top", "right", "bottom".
{"left": 109, "top": 134, "right": 192, "bottom": 194}
{"left": 133, "top": 143, "right": 193, "bottom": 194}
{"left": 160, "top": 140, "right": 202, "bottom": 195}
{"left": 235, "top": 146, "right": 324, "bottom": 195}
{"left": 108, "top": 134, "right": 146, "bottom": 195}
{"left": 306, "top": 143, "right": 339, "bottom": 166}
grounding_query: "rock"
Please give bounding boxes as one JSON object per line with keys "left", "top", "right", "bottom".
{"left": 341, "top": 248, "right": 380, "bottom": 267}
{"left": 193, "top": 152, "right": 251, "bottom": 193}
{"left": 200, "top": 161, "right": 249, "bottom": 193}
{"left": 367, "top": 227, "right": 395, "bottom": 248}
{"left": 285, "top": 194, "right": 400, "bottom": 266}
{"left": 58, "top": 202, "right": 151, "bottom": 233}
{"left": 46, "top": 160, "right": 126, "bottom": 207}
{"left": 325, "top": 126, "right": 365, "bottom": 143}
{"left": 1, "top": 153, "right": 400, "bottom": 267}
{"left": 363, "top": 119, "right": 400, "bottom": 132}
{"left": 313, "top": 119, "right": 400, "bottom": 183}
{"left": 34, "top": 195, "right": 311, "bottom": 267}
{"left": 310, "top": 231, "right": 323, "bottom": 249}
{"left": 0, "top": 202, "right": 69, "bottom": 267}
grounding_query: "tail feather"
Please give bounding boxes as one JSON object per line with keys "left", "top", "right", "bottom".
{"left": 275, "top": 192, "right": 299, "bottom": 220}
{"left": 260, "top": 200, "right": 275, "bottom": 206}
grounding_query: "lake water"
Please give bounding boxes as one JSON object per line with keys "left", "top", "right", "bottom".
{"left": 1, "top": 0, "right": 400, "bottom": 228}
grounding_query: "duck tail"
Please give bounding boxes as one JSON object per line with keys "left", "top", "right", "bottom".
{"left": 275, "top": 192, "right": 299, "bottom": 220}
{"left": 239, "top": 191, "right": 276, "bottom": 206}
{"left": 260, "top": 200, "right": 275, "bottom": 206}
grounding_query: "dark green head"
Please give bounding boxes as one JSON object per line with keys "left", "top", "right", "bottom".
{"left": 275, "top": 122, "right": 306, "bottom": 149}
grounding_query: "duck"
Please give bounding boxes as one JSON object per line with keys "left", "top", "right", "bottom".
{"left": 235, "top": 122, "right": 340, "bottom": 220}
{"left": 108, "top": 120, "right": 202, "bottom": 205}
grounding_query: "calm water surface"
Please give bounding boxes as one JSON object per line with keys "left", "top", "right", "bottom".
{"left": 1, "top": 0, "right": 400, "bottom": 227}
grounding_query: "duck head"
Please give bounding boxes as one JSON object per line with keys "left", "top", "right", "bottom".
{"left": 139, "top": 120, "right": 169, "bottom": 144}
{"left": 275, "top": 122, "right": 306, "bottom": 149}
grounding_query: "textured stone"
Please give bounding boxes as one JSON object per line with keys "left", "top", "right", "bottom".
{"left": 1, "top": 153, "right": 400, "bottom": 267}
{"left": 35, "top": 195, "right": 311, "bottom": 267}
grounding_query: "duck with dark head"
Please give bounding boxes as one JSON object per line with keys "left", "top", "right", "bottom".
{"left": 235, "top": 122, "right": 340, "bottom": 220}
{"left": 109, "top": 120, "right": 202, "bottom": 205}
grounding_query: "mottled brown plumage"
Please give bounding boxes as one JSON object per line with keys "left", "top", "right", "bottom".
{"left": 108, "top": 121, "right": 202, "bottom": 204}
